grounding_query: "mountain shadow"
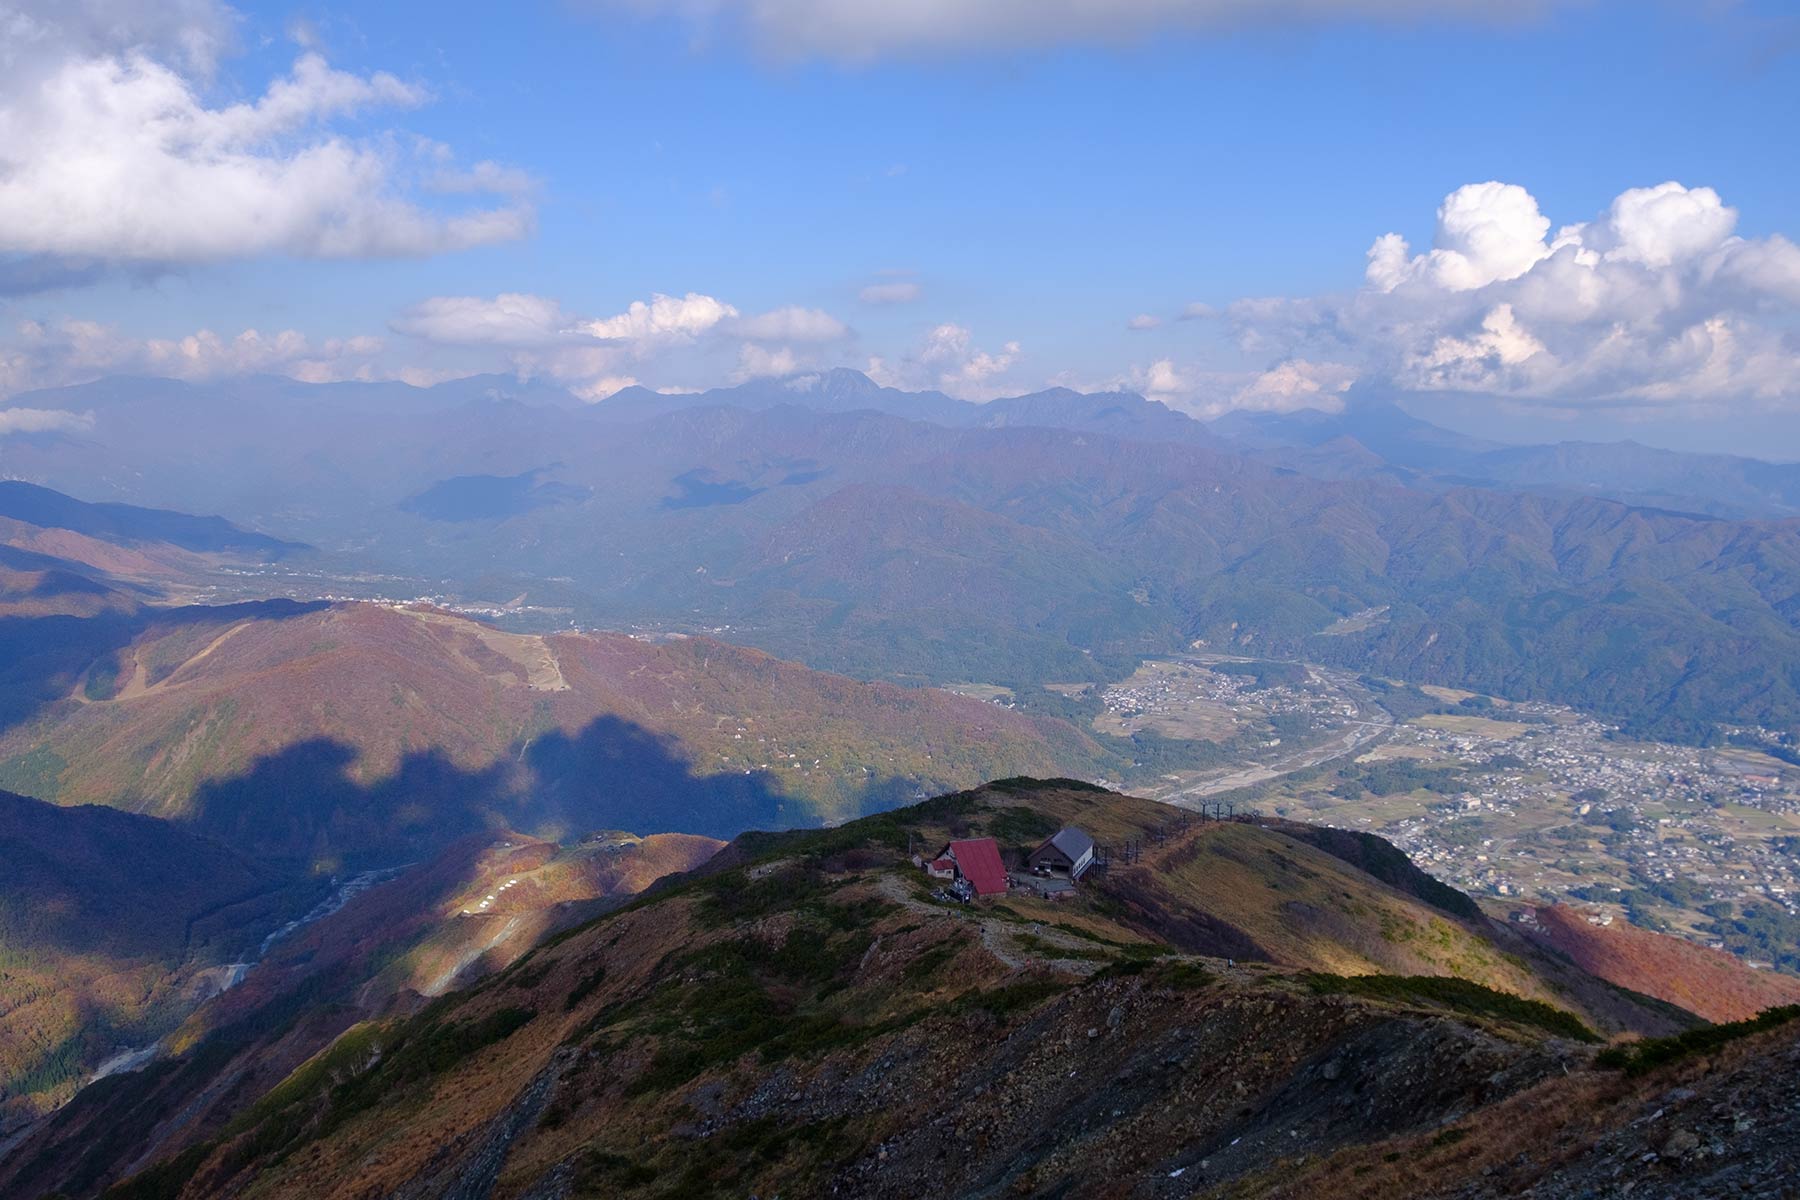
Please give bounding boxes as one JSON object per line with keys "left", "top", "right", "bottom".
{"left": 0, "top": 789, "right": 313, "bottom": 964}
{"left": 522, "top": 717, "right": 797, "bottom": 838}
{"left": 186, "top": 714, "right": 887, "bottom": 868}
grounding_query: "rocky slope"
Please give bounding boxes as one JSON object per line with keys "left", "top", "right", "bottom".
{"left": 1241, "top": 1012, "right": 1800, "bottom": 1200}
{"left": 15, "top": 779, "right": 1795, "bottom": 1200}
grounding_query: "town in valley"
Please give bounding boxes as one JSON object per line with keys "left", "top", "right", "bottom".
{"left": 956, "top": 653, "right": 1800, "bottom": 972}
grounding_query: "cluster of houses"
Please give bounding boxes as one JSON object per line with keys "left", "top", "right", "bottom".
{"left": 920, "top": 825, "right": 1097, "bottom": 902}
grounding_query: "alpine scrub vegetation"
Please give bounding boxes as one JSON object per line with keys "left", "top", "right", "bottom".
{"left": 24, "top": 779, "right": 1751, "bottom": 1200}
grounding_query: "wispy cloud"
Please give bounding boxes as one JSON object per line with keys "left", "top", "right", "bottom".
{"left": 0, "top": 406, "right": 95, "bottom": 437}
{"left": 582, "top": 0, "right": 1570, "bottom": 61}
{"left": 390, "top": 290, "right": 852, "bottom": 399}
{"left": 859, "top": 280, "right": 922, "bottom": 305}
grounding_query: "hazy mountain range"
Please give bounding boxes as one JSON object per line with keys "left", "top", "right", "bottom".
{"left": 7, "top": 370, "right": 1800, "bottom": 741}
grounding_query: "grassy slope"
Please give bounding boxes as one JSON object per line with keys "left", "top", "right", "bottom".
{"left": 1517, "top": 904, "right": 1800, "bottom": 1024}
{"left": 0, "top": 792, "right": 317, "bottom": 1125}
{"left": 56, "top": 780, "right": 1710, "bottom": 1200}
{"left": 0, "top": 545, "right": 142, "bottom": 620}
{"left": 0, "top": 602, "right": 1104, "bottom": 860}
{"left": 0, "top": 827, "right": 722, "bottom": 1199}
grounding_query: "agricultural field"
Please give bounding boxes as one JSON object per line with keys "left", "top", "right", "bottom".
{"left": 1092, "top": 660, "right": 1249, "bottom": 741}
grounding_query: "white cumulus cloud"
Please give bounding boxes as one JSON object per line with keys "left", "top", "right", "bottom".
{"left": 733, "top": 343, "right": 801, "bottom": 381}
{"left": 4, "top": 279, "right": 858, "bottom": 400}
{"left": 0, "top": 0, "right": 530, "bottom": 279}
{"left": 1120, "top": 359, "right": 1195, "bottom": 409}
{"left": 579, "top": 292, "right": 740, "bottom": 343}
{"left": 1232, "top": 359, "right": 1357, "bottom": 413}
{"left": 867, "top": 322, "right": 1021, "bottom": 400}
{"left": 573, "top": 374, "right": 642, "bottom": 401}
{"left": 1, "top": 0, "right": 236, "bottom": 76}
{"left": 1231, "top": 179, "right": 1800, "bottom": 413}
{"left": 1365, "top": 181, "right": 1552, "bottom": 293}
{"left": 1097, "top": 357, "right": 1353, "bottom": 419}
{"left": 388, "top": 290, "right": 853, "bottom": 398}
{"left": 0, "top": 316, "right": 392, "bottom": 398}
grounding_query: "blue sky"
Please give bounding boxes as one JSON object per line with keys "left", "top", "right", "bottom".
{"left": 2, "top": 0, "right": 1798, "bottom": 452}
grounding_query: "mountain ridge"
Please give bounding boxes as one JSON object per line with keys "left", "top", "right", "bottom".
{"left": 0, "top": 481, "right": 305, "bottom": 560}
{"left": 14, "top": 778, "right": 1798, "bottom": 1199}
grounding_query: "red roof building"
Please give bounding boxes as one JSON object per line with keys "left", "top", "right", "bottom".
{"left": 938, "top": 837, "right": 1008, "bottom": 896}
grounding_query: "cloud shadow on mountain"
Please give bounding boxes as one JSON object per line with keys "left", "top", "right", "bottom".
{"left": 186, "top": 713, "right": 918, "bottom": 868}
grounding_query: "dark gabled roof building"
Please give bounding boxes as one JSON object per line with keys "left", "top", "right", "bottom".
{"left": 1027, "top": 826, "right": 1096, "bottom": 880}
